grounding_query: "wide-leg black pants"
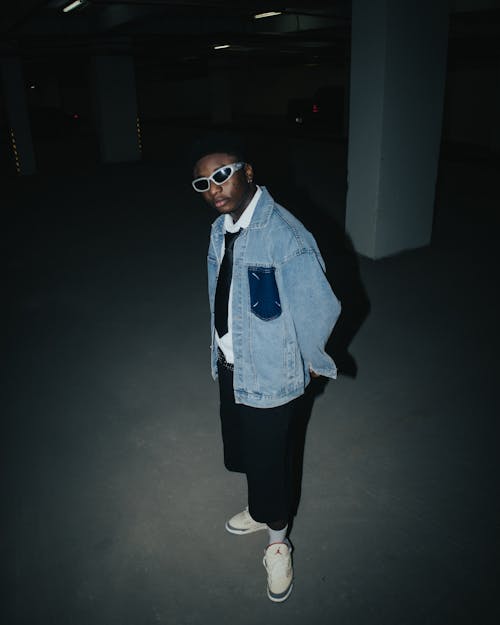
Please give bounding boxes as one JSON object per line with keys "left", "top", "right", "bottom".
{"left": 218, "top": 361, "right": 302, "bottom": 524}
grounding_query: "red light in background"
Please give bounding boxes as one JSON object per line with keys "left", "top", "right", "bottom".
{"left": 73, "top": 113, "right": 79, "bottom": 119}
{"left": 312, "top": 104, "right": 319, "bottom": 113}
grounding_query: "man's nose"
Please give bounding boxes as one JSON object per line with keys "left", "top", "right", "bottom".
{"left": 208, "top": 180, "right": 222, "bottom": 195}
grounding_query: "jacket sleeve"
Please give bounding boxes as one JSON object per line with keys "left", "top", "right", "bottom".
{"left": 280, "top": 249, "right": 341, "bottom": 378}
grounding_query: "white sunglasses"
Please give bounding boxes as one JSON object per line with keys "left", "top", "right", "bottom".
{"left": 192, "top": 162, "right": 245, "bottom": 192}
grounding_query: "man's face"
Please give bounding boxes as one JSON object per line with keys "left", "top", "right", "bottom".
{"left": 193, "top": 152, "right": 255, "bottom": 222}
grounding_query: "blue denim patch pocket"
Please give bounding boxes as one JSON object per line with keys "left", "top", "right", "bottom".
{"left": 248, "top": 267, "right": 282, "bottom": 321}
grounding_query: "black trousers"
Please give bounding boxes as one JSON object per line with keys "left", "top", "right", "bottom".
{"left": 217, "top": 361, "right": 302, "bottom": 524}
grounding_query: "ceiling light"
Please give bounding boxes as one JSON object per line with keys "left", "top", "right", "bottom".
{"left": 63, "top": 0, "right": 84, "bottom": 13}
{"left": 213, "top": 44, "right": 230, "bottom": 50}
{"left": 254, "top": 11, "right": 282, "bottom": 19}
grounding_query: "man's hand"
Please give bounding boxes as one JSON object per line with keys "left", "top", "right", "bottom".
{"left": 309, "top": 369, "right": 321, "bottom": 378}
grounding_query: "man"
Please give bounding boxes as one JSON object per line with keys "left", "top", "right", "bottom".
{"left": 191, "top": 136, "right": 341, "bottom": 602}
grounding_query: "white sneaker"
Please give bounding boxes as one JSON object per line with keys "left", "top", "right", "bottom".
{"left": 263, "top": 542, "right": 294, "bottom": 602}
{"left": 225, "top": 507, "right": 268, "bottom": 535}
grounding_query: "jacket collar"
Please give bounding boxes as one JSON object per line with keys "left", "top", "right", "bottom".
{"left": 246, "top": 186, "right": 274, "bottom": 230}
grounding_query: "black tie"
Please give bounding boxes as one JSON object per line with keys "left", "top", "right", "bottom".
{"left": 215, "top": 230, "right": 241, "bottom": 337}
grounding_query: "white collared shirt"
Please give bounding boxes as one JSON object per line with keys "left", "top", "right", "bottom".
{"left": 216, "top": 185, "right": 262, "bottom": 363}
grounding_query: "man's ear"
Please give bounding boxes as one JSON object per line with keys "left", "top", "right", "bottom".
{"left": 244, "top": 163, "right": 254, "bottom": 183}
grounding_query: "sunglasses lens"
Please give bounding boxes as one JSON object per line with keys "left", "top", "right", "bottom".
{"left": 192, "top": 163, "right": 241, "bottom": 192}
{"left": 193, "top": 179, "right": 209, "bottom": 192}
{"left": 212, "top": 166, "right": 232, "bottom": 184}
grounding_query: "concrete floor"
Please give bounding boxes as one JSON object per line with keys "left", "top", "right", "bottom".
{"left": 3, "top": 132, "right": 499, "bottom": 624}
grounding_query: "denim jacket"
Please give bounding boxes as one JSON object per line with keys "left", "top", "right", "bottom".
{"left": 207, "top": 187, "right": 341, "bottom": 408}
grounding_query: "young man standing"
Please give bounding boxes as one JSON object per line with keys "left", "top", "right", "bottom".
{"left": 191, "top": 137, "right": 341, "bottom": 602}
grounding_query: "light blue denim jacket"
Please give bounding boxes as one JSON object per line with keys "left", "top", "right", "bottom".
{"left": 207, "top": 187, "right": 341, "bottom": 408}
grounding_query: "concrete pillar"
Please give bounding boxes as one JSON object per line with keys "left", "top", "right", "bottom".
{"left": 343, "top": 63, "right": 350, "bottom": 139}
{"left": 346, "top": 0, "right": 449, "bottom": 259}
{"left": 209, "top": 68, "right": 232, "bottom": 125}
{"left": 0, "top": 57, "right": 37, "bottom": 175}
{"left": 90, "top": 55, "right": 141, "bottom": 163}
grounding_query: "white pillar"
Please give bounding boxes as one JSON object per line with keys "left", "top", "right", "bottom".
{"left": 90, "top": 55, "right": 141, "bottom": 163}
{"left": 346, "top": 0, "right": 449, "bottom": 259}
{"left": 1, "top": 57, "right": 36, "bottom": 175}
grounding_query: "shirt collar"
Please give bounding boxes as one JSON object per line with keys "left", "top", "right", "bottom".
{"left": 224, "top": 186, "right": 262, "bottom": 233}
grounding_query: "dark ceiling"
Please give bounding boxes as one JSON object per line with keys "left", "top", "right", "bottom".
{"left": 1, "top": 0, "right": 500, "bottom": 71}
{"left": 1, "top": 1, "right": 350, "bottom": 67}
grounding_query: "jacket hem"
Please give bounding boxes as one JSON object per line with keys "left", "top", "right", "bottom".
{"left": 233, "top": 386, "right": 304, "bottom": 409}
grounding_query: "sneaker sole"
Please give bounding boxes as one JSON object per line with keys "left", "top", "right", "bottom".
{"left": 225, "top": 521, "right": 268, "bottom": 535}
{"left": 267, "top": 581, "right": 293, "bottom": 603}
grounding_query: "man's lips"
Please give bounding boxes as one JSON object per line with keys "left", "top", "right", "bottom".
{"left": 213, "top": 197, "right": 229, "bottom": 209}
